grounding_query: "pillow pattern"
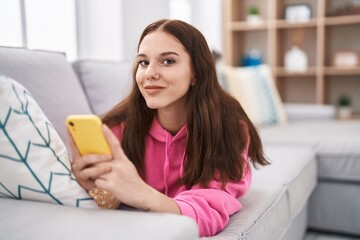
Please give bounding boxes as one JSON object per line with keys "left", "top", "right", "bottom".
{"left": 222, "top": 65, "right": 287, "bottom": 126}
{"left": 0, "top": 75, "right": 97, "bottom": 208}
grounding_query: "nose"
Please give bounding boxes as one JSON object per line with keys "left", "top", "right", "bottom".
{"left": 145, "top": 63, "right": 160, "bottom": 80}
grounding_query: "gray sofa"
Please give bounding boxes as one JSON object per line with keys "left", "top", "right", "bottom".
{"left": 0, "top": 46, "right": 359, "bottom": 240}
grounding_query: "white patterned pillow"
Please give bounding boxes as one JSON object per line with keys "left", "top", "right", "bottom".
{"left": 222, "top": 65, "right": 287, "bottom": 126}
{"left": 0, "top": 75, "right": 97, "bottom": 208}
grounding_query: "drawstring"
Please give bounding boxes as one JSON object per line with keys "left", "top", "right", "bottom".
{"left": 163, "top": 128, "right": 187, "bottom": 194}
{"left": 163, "top": 131, "right": 171, "bottom": 195}
{"left": 180, "top": 151, "right": 186, "bottom": 178}
{"left": 180, "top": 132, "right": 188, "bottom": 178}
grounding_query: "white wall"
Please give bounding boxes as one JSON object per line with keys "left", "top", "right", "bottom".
{"left": 169, "top": 0, "right": 223, "bottom": 53}
{"left": 121, "top": 0, "right": 170, "bottom": 60}
{"left": 77, "top": 0, "right": 122, "bottom": 60}
{"left": 189, "top": 0, "right": 222, "bottom": 53}
{"left": 76, "top": 0, "right": 222, "bottom": 61}
{"left": 1, "top": 0, "right": 223, "bottom": 61}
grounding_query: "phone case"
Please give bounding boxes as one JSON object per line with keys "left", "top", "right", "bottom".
{"left": 66, "top": 114, "right": 111, "bottom": 155}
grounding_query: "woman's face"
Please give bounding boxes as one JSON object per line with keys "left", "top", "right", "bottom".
{"left": 136, "top": 30, "right": 194, "bottom": 113}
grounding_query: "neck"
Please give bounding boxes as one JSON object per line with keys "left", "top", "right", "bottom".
{"left": 157, "top": 107, "right": 187, "bottom": 135}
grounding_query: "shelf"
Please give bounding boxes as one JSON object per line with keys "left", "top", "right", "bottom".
{"left": 337, "top": 114, "right": 360, "bottom": 120}
{"left": 223, "top": 0, "right": 360, "bottom": 110}
{"left": 351, "top": 114, "right": 360, "bottom": 120}
{"left": 324, "top": 66, "right": 360, "bottom": 76}
{"left": 275, "top": 67, "right": 317, "bottom": 77}
{"left": 325, "top": 15, "right": 360, "bottom": 26}
{"left": 228, "top": 21, "right": 268, "bottom": 31}
{"left": 227, "top": 15, "right": 360, "bottom": 31}
{"left": 275, "top": 67, "right": 360, "bottom": 77}
{"left": 276, "top": 19, "right": 318, "bottom": 28}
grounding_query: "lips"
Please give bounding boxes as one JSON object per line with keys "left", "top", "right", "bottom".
{"left": 144, "top": 85, "right": 164, "bottom": 94}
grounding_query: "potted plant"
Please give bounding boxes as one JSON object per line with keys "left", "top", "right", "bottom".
{"left": 246, "top": 6, "right": 263, "bottom": 25}
{"left": 337, "top": 95, "right": 353, "bottom": 119}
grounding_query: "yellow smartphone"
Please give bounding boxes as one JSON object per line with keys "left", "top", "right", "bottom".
{"left": 65, "top": 114, "right": 111, "bottom": 156}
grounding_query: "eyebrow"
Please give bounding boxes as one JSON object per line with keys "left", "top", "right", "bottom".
{"left": 137, "top": 51, "right": 180, "bottom": 58}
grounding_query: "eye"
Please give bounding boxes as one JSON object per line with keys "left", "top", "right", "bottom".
{"left": 138, "top": 59, "right": 149, "bottom": 66}
{"left": 163, "top": 58, "right": 175, "bottom": 65}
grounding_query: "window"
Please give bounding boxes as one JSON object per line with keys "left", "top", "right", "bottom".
{"left": 0, "top": 0, "right": 23, "bottom": 47}
{"left": 25, "top": 0, "right": 77, "bottom": 60}
{"left": 0, "top": 0, "right": 77, "bottom": 60}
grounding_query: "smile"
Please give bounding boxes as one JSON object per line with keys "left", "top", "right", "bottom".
{"left": 144, "top": 85, "right": 164, "bottom": 94}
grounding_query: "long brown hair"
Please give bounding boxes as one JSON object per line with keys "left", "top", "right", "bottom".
{"left": 102, "top": 19, "right": 269, "bottom": 189}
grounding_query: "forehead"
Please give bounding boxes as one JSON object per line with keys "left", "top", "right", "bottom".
{"left": 138, "top": 30, "right": 187, "bottom": 54}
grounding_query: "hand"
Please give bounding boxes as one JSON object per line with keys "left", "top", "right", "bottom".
{"left": 93, "top": 125, "right": 152, "bottom": 210}
{"left": 86, "top": 124, "right": 181, "bottom": 214}
{"left": 67, "top": 129, "right": 112, "bottom": 191}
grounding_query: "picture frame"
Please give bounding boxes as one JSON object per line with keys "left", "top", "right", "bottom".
{"left": 284, "top": 4, "right": 312, "bottom": 23}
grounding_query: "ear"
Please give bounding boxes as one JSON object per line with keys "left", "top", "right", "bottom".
{"left": 191, "top": 73, "right": 196, "bottom": 86}
{"left": 191, "top": 78, "right": 196, "bottom": 86}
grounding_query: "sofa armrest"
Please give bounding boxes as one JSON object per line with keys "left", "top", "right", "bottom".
{"left": 284, "top": 103, "right": 336, "bottom": 122}
{"left": 0, "top": 198, "right": 199, "bottom": 240}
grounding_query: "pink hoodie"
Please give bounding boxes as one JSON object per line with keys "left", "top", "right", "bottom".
{"left": 112, "top": 117, "right": 252, "bottom": 237}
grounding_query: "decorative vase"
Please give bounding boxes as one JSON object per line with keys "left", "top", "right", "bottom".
{"left": 246, "top": 14, "right": 263, "bottom": 25}
{"left": 241, "top": 49, "right": 262, "bottom": 67}
{"left": 284, "top": 45, "right": 308, "bottom": 72}
{"left": 338, "top": 106, "right": 353, "bottom": 119}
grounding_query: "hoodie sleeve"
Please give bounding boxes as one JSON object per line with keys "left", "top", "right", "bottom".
{"left": 174, "top": 121, "right": 252, "bottom": 237}
{"left": 174, "top": 161, "right": 252, "bottom": 237}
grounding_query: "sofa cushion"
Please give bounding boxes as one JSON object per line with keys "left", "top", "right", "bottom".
{"left": 305, "top": 231, "right": 356, "bottom": 240}
{"left": 204, "top": 145, "right": 316, "bottom": 240}
{"left": 282, "top": 205, "right": 308, "bottom": 240}
{"left": 253, "top": 145, "right": 317, "bottom": 219}
{"left": 260, "top": 120, "right": 360, "bottom": 183}
{"left": 221, "top": 64, "right": 288, "bottom": 127}
{"left": 284, "top": 103, "right": 336, "bottom": 122}
{"left": 72, "top": 60, "right": 133, "bottom": 116}
{"left": 308, "top": 181, "right": 360, "bottom": 236}
{"left": 217, "top": 183, "right": 289, "bottom": 240}
{"left": 0, "top": 46, "right": 92, "bottom": 144}
{"left": 0, "top": 198, "right": 199, "bottom": 240}
{"left": 0, "top": 76, "right": 96, "bottom": 208}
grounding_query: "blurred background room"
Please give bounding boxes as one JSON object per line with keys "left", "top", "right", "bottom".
{"left": 1, "top": 0, "right": 359, "bottom": 118}
{"left": 1, "top": 1, "right": 360, "bottom": 239}
{"left": 0, "top": 0, "right": 360, "bottom": 118}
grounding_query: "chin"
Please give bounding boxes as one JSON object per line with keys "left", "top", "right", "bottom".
{"left": 145, "top": 101, "right": 163, "bottom": 110}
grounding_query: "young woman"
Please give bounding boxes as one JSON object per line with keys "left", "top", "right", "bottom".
{"left": 69, "top": 19, "right": 269, "bottom": 237}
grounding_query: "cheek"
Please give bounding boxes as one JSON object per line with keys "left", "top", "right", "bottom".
{"left": 175, "top": 72, "right": 192, "bottom": 90}
{"left": 135, "top": 70, "right": 143, "bottom": 85}
{"left": 171, "top": 79, "right": 192, "bottom": 96}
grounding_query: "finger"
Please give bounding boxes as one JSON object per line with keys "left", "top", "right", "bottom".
{"left": 81, "top": 164, "right": 112, "bottom": 180}
{"left": 102, "top": 124, "right": 125, "bottom": 159}
{"left": 73, "top": 154, "right": 112, "bottom": 172}
{"left": 94, "top": 178, "right": 107, "bottom": 192}
{"left": 66, "top": 129, "right": 81, "bottom": 159}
